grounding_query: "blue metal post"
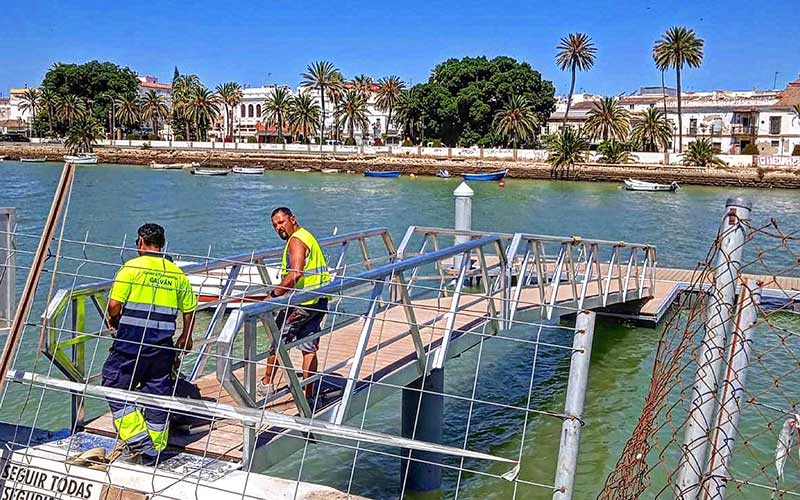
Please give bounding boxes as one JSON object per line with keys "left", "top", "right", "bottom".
{"left": 401, "top": 367, "right": 444, "bottom": 492}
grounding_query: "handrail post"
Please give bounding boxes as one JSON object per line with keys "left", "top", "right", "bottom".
{"left": 71, "top": 297, "right": 86, "bottom": 429}
{"left": 553, "top": 310, "right": 596, "bottom": 500}
{"left": 0, "top": 207, "right": 16, "bottom": 332}
{"left": 243, "top": 317, "right": 257, "bottom": 462}
{"left": 676, "top": 197, "right": 752, "bottom": 499}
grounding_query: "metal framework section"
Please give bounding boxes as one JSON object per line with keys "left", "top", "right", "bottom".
{"left": 0, "top": 207, "right": 16, "bottom": 332}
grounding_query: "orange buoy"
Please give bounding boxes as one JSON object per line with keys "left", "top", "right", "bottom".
{"left": 498, "top": 181, "right": 505, "bottom": 188}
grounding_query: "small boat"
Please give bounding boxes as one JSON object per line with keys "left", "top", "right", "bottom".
{"left": 20, "top": 157, "right": 47, "bottom": 163}
{"left": 232, "top": 165, "right": 265, "bottom": 174}
{"left": 64, "top": 154, "right": 98, "bottom": 164}
{"left": 0, "top": 156, "right": 6, "bottom": 161}
{"left": 191, "top": 167, "right": 229, "bottom": 176}
{"left": 623, "top": 178, "right": 679, "bottom": 192}
{"left": 463, "top": 169, "right": 507, "bottom": 181}
{"left": 321, "top": 168, "right": 339, "bottom": 174}
{"left": 293, "top": 168, "right": 311, "bottom": 173}
{"left": 150, "top": 161, "right": 198, "bottom": 169}
{"left": 436, "top": 169, "right": 451, "bottom": 178}
{"left": 364, "top": 170, "right": 401, "bottom": 178}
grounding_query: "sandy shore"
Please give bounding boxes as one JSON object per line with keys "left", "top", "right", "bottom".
{"left": 3, "top": 143, "right": 799, "bottom": 189}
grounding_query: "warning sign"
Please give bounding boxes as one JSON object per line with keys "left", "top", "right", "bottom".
{"left": 0, "top": 461, "right": 101, "bottom": 500}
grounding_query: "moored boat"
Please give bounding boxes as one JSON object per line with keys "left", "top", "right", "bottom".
{"left": 150, "top": 161, "right": 199, "bottom": 169}
{"left": 623, "top": 178, "right": 679, "bottom": 192}
{"left": 191, "top": 167, "right": 229, "bottom": 176}
{"left": 436, "top": 169, "right": 451, "bottom": 178}
{"left": 293, "top": 168, "right": 311, "bottom": 173}
{"left": 321, "top": 168, "right": 339, "bottom": 173}
{"left": 463, "top": 169, "right": 507, "bottom": 181}
{"left": 20, "top": 156, "right": 47, "bottom": 163}
{"left": 232, "top": 165, "right": 265, "bottom": 174}
{"left": 64, "top": 154, "right": 98, "bottom": 164}
{"left": 0, "top": 155, "right": 6, "bottom": 161}
{"left": 364, "top": 170, "right": 401, "bottom": 178}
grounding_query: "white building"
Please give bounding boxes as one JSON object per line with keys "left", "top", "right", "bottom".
{"left": 138, "top": 76, "right": 172, "bottom": 98}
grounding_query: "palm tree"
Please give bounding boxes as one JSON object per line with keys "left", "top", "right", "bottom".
{"left": 336, "top": 89, "right": 369, "bottom": 143}
{"left": 791, "top": 104, "right": 800, "bottom": 126}
{"left": 653, "top": 27, "right": 704, "bottom": 152}
{"left": 185, "top": 87, "right": 220, "bottom": 141}
{"left": 545, "top": 128, "right": 589, "bottom": 178}
{"left": 352, "top": 74, "right": 374, "bottom": 99}
{"left": 18, "top": 88, "right": 41, "bottom": 136}
{"left": 138, "top": 90, "right": 169, "bottom": 138}
{"left": 301, "top": 61, "right": 341, "bottom": 145}
{"left": 216, "top": 82, "right": 243, "bottom": 139}
{"left": 683, "top": 138, "right": 725, "bottom": 168}
{"left": 38, "top": 88, "right": 58, "bottom": 136}
{"left": 288, "top": 92, "right": 320, "bottom": 144}
{"left": 114, "top": 94, "right": 141, "bottom": 134}
{"left": 375, "top": 76, "right": 405, "bottom": 138}
{"left": 65, "top": 117, "right": 104, "bottom": 154}
{"left": 58, "top": 94, "right": 87, "bottom": 128}
{"left": 597, "top": 140, "right": 634, "bottom": 164}
{"left": 493, "top": 95, "right": 538, "bottom": 149}
{"left": 630, "top": 108, "right": 673, "bottom": 152}
{"left": 556, "top": 33, "right": 597, "bottom": 127}
{"left": 262, "top": 87, "right": 292, "bottom": 144}
{"left": 394, "top": 88, "right": 422, "bottom": 143}
{"left": 172, "top": 74, "right": 201, "bottom": 140}
{"left": 584, "top": 97, "right": 630, "bottom": 142}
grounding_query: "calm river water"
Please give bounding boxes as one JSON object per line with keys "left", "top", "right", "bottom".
{"left": 1, "top": 161, "right": 798, "bottom": 499}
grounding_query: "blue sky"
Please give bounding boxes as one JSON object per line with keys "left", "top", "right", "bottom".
{"left": 3, "top": 0, "right": 799, "bottom": 97}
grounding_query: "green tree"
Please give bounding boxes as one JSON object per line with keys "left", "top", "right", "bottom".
{"left": 216, "top": 82, "right": 243, "bottom": 139}
{"left": 185, "top": 87, "right": 220, "bottom": 141}
{"left": 58, "top": 94, "right": 87, "bottom": 127}
{"left": 653, "top": 27, "right": 704, "bottom": 152}
{"left": 375, "top": 76, "right": 405, "bottom": 138}
{"left": 555, "top": 33, "right": 597, "bottom": 127}
{"left": 138, "top": 90, "right": 169, "bottom": 138}
{"left": 172, "top": 74, "right": 201, "bottom": 140}
{"left": 545, "top": 128, "right": 589, "bottom": 178}
{"left": 38, "top": 88, "right": 58, "bottom": 136}
{"left": 65, "top": 116, "right": 104, "bottom": 153}
{"left": 630, "top": 108, "right": 673, "bottom": 152}
{"left": 683, "top": 138, "right": 725, "bottom": 168}
{"left": 301, "top": 61, "right": 341, "bottom": 144}
{"left": 262, "top": 87, "right": 292, "bottom": 144}
{"left": 584, "top": 97, "right": 630, "bottom": 142}
{"left": 18, "top": 88, "right": 41, "bottom": 137}
{"left": 336, "top": 89, "right": 370, "bottom": 142}
{"left": 393, "top": 88, "right": 424, "bottom": 143}
{"left": 114, "top": 94, "right": 141, "bottom": 134}
{"left": 493, "top": 95, "right": 538, "bottom": 149}
{"left": 597, "top": 140, "right": 633, "bottom": 164}
{"left": 288, "top": 92, "right": 320, "bottom": 144}
{"left": 353, "top": 74, "right": 374, "bottom": 99}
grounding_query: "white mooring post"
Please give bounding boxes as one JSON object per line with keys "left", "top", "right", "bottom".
{"left": 553, "top": 310, "right": 596, "bottom": 500}
{"left": 453, "top": 182, "right": 473, "bottom": 270}
{"left": 701, "top": 279, "right": 761, "bottom": 500}
{"left": 676, "top": 197, "right": 752, "bottom": 499}
{"left": 0, "top": 208, "right": 16, "bottom": 332}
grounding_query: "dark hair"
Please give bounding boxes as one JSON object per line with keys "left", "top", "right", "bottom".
{"left": 137, "top": 223, "right": 165, "bottom": 248}
{"left": 271, "top": 206, "right": 293, "bottom": 218}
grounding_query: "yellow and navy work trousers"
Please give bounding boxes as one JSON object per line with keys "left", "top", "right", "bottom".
{"left": 101, "top": 349, "right": 175, "bottom": 458}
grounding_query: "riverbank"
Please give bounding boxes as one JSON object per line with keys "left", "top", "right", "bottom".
{"left": 3, "top": 143, "right": 800, "bottom": 188}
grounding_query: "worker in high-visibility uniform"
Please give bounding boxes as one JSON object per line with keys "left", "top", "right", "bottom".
{"left": 257, "top": 207, "right": 330, "bottom": 401}
{"left": 102, "top": 223, "right": 197, "bottom": 465}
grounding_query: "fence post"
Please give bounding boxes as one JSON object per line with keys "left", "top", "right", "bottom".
{"left": 700, "top": 279, "right": 761, "bottom": 500}
{"left": 0, "top": 208, "right": 16, "bottom": 332}
{"left": 453, "top": 182, "right": 473, "bottom": 270}
{"left": 553, "top": 310, "right": 596, "bottom": 500}
{"left": 676, "top": 197, "right": 752, "bottom": 499}
{"left": 401, "top": 367, "right": 444, "bottom": 493}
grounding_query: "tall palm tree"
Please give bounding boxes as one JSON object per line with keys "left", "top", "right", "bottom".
{"left": 493, "top": 95, "right": 538, "bottom": 149}
{"left": 352, "top": 74, "right": 374, "bottom": 99}
{"left": 138, "top": 90, "right": 169, "bottom": 138}
{"left": 172, "top": 74, "right": 201, "bottom": 140}
{"left": 185, "top": 87, "right": 220, "bottom": 141}
{"left": 336, "top": 89, "right": 369, "bottom": 142}
{"left": 301, "top": 61, "right": 341, "bottom": 144}
{"left": 584, "top": 97, "right": 630, "bottom": 142}
{"left": 38, "top": 88, "right": 58, "bottom": 136}
{"left": 288, "top": 92, "right": 320, "bottom": 144}
{"left": 630, "top": 108, "right": 673, "bottom": 152}
{"left": 65, "top": 116, "right": 104, "bottom": 154}
{"left": 114, "top": 94, "right": 141, "bottom": 134}
{"left": 545, "top": 127, "right": 589, "bottom": 178}
{"left": 394, "top": 88, "right": 422, "bottom": 143}
{"left": 375, "top": 76, "right": 405, "bottom": 138}
{"left": 653, "top": 26, "right": 704, "bottom": 152}
{"left": 58, "top": 94, "right": 87, "bottom": 127}
{"left": 262, "top": 87, "right": 292, "bottom": 144}
{"left": 18, "top": 88, "right": 41, "bottom": 136}
{"left": 327, "top": 71, "right": 346, "bottom": 140}
{"left": 556, "top": 33, "right": 597, "bottom": 127}
{"left": 216, "top": 82, "right": 243, "bottom": 139}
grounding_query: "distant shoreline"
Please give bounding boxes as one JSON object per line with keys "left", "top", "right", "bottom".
{"left": 3, "top": 143, "right": 799, "bottom": 189}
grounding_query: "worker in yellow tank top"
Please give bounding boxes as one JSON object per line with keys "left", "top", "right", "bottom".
{"left": 257, "top": 207, "right": 331, "bottom": 402}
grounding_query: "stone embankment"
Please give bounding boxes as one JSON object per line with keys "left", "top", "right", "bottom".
{"left": 3, "top": 143, "right": 799, "bottom": 189}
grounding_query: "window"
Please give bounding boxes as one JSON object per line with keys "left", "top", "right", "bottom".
{"left": 240, "top": 104, "right": 245, "bottom": 117}
{"left": 248, "top": 105, "right": 254, "bottom": 118}
{"left": 689, "top": 118, "right": 697, "bottom": 135}
{"left": 629, "top": 104, "right": 634, "bottom": 110}
{"left": 256, "top": 104, "right": 261, "bottom": 117}
{"left": 770, "top": 116, "right": 781, "bottom": 135}
{"left": 771, "top": 140, "right": 780, "bottom": 148}
{"left": 712, "top": 119, "right": 722, "bottom": 134}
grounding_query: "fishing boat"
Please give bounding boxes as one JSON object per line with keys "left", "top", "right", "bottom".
{"left": 191, "top": 167, "right": 229, "bottom": 176}
{"left": 293, "top": 168, "right": 311, "bottom": 173}
{"left": 436, "top": 169, "right": 451, "bottom": 178}
{"left": 623, "top": 178, "right": 679, "bottom": 192}
{"left": 0, "top": 155, "right": 6, "bottom": 161}
{"left": 232, "top": 165, "right": 265, "bottom": 174}
{"left": 321, "top": 168, "right": 339, "bottom": 174}
{"left": 150, "top": 161, "right": 198, "bottom": 170}
{"left": 364, "top": 170, "right": 401, "bottom": 178}
{"left": 63, "top": 154, "right": 98, "bottom": 164}
{"left": 20, "top": 156, "right": 47, "bottom": 163}
{"left": 462, "top": 169, "right": 507, "bottom": 181}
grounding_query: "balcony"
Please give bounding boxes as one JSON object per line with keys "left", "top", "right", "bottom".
{"left": 730, "top": 124, "right": 757, "bottom": 135}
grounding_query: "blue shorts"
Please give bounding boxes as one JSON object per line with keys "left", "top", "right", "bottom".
{"left": 269, "top": 298, "right": 328, "bottom": 354}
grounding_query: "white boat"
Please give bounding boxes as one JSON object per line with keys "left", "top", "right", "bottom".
{"left": 232, "top": 165, "right": 265, "bottom": 174}
{"left": 181, "top": 262, "right": 279, "bottom": 307}
{"left": 150, "top": 161, "right": 199, "bottom": 170}
{"left": 0, "top": 156, "right": 6, "bottom": 162}
{"left": 623, "top": 178, "right": 679, "bottom": 192}
{"left": 64, "top": 154, "right": 98, "bottom": 164}
{"left": 20, "top": 157, "right": 47, "bottom": 163}
{"left": 293, "top": 168, "right": 311, "bottom": 173}
{"left": 191, "top": 167, "right": 229, "bottom": 176}
{"left": 436, "top": 169, "right": 451, "bottom": 178}
{"left": 321, "top": 168, "right": 339, "bottom": 174}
